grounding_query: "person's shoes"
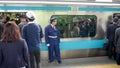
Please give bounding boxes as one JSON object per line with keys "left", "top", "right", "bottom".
{"left": 48, "top": 60, "right": 53, "bottom": 63}
{"left": 58, "top": 60, "right": 62, "bottom": 64}
{"left": 114, "top": 57, "right": 116, "bottom": 60}
{"left": 108, "top": 56, "right": 112, "bottom": 59}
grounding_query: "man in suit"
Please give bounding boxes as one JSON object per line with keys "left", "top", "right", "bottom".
{"left": 114, "top": 19, "right": 120, "bottom": 64}
{"left": 45, "top": 17, "right": 61, "bottom": 64}
{"left": 107, "top": 17, "right": 119, "bottom": 59}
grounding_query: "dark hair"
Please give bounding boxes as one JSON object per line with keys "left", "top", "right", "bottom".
{"left": 20, "top": 15, "right": 26, "bottom": 18}
{"left": 1, "top": 21, "right": 21, "bottom": 42}
{"left": 28, "top": 18, "right": 35, "bottom": 21}
{"left": 6, "top": 16, "right": 10, "bottom": 21}
{"left": 113, "top": 17, "right": 118, "bottom": 22}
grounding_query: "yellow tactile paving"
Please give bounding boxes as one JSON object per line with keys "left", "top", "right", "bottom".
{"left": 75, "top": 64, "right": 120, "bottom": 68}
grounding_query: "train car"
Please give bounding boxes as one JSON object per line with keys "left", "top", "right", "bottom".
{"left": 0, "top": 1, "right": 120, "bottom": 59}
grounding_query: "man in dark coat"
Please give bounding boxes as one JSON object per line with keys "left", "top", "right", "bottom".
{"left": 22, "top": 11, "right": 43, "bottom": 68}
{"left": 114, "top": 22, "right": 120, "bottom": 65}
{"left": 107, "top": 17, "right": 119, "bottom": 59}
{"left": 79, "top": 21, "right": 89, "bottom": 37}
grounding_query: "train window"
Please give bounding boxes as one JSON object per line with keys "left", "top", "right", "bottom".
{"left": 0, "top": 12, "right": 26, "bottom": 24}
{"left": 51, "top": 15, "right": 97, "bottom": 38}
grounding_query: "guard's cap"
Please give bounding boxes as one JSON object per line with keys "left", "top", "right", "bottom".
{"left": 50, "top": 17, "right": 57, "bottom": 23}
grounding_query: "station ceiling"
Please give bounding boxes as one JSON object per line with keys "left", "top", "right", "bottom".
{"left": 0, "top": 0, "right": 120, "bottom": 3}
{"left": 0, "top": 0, "right": 119, "bottom": 7}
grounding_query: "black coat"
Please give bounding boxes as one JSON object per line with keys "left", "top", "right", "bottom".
{"left": 115, "top": 28, "right": 120, "bottom": 54}
{"left": 0, "top": 39, "right": 30, "bottom": 68}
{"left": 107, "top": 24, "right": 119, "bottom": 42}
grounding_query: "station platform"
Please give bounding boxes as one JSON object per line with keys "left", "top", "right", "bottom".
{"left": 41, "top": 56, "right": 120, "bottom": 68}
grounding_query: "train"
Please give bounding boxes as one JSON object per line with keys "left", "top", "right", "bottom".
{"left": 0, "top": 1, "right": 120, "bottom": 59}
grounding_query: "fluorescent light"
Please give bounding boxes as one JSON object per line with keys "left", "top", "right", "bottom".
{"left": 0, "top": 1, "right": 119, "bottom": 6}
{"left": 5, "top": 10, "right": 27, "bottom": 12}
{"left": 96, "top": 0, "right": 112, "bottom": 2}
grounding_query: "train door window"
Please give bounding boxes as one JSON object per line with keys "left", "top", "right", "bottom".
{"left": 0, "top": 12, "right": 26, "bottom": 24}
{"left": 51, "top": 15, "right": 97, "bottom": 38}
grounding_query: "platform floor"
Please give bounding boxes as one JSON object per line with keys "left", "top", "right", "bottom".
{"left": 41, "top": 56, "right": 120, "bottom": 68}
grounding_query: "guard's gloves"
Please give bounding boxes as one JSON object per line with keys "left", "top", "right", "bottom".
{"left": 47, "top": 44, "right": 50, "bottom": 47}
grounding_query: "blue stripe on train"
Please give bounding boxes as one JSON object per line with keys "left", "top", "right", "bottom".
{"left": 0, "top": 6, "right": 71, "bottom": 11}
{"left": 40, "top": 40, "right": 107, "bottom": 51}
{"left": 79, "top": 7, "right": 120, "bottom": 11}
{"left": 0, "top": 6, "right": 120, "bottom": 11}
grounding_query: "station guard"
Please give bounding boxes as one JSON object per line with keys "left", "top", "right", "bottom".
{"left": 45, "top": 17, "right": 61, "bottom": 64}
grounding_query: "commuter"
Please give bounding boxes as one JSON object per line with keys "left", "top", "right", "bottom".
{"left": 107, "top": 17, "right": 119, "bottom": 59}
{"left": 22, "top": 11, "right": 43, "bottom": 68}
{"left": 114, "top": 28, "right": 120, "bottom": 65}
{"left": 0, "top": 21, "right": 30, "bottom": 68}
{"left": 4, "top": 16, "right": 10, "bottom": 24}
{"left": 79, "top": 20, "right": 89, "bottom": 37}
{"left": 45, "top": 17, "right": 62, "bottom": 64}
{"left": 115, "top": 18, "right": 120, "bottom": 65}
{"left": 73, "top": 23, "right": 80, "bottom": 37}
{"left": 18, "top": 15, "right": 27, "bottom": 33}
{"left": 89, "top": 19, "right": 96, "bottom": 37}
{"left": 0, "top": 16, "right": 4, "bottom": 39}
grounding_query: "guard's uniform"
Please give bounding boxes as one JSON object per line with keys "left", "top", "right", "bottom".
{"left": 45, "top": 24, "right": 61, "bottom": 62}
